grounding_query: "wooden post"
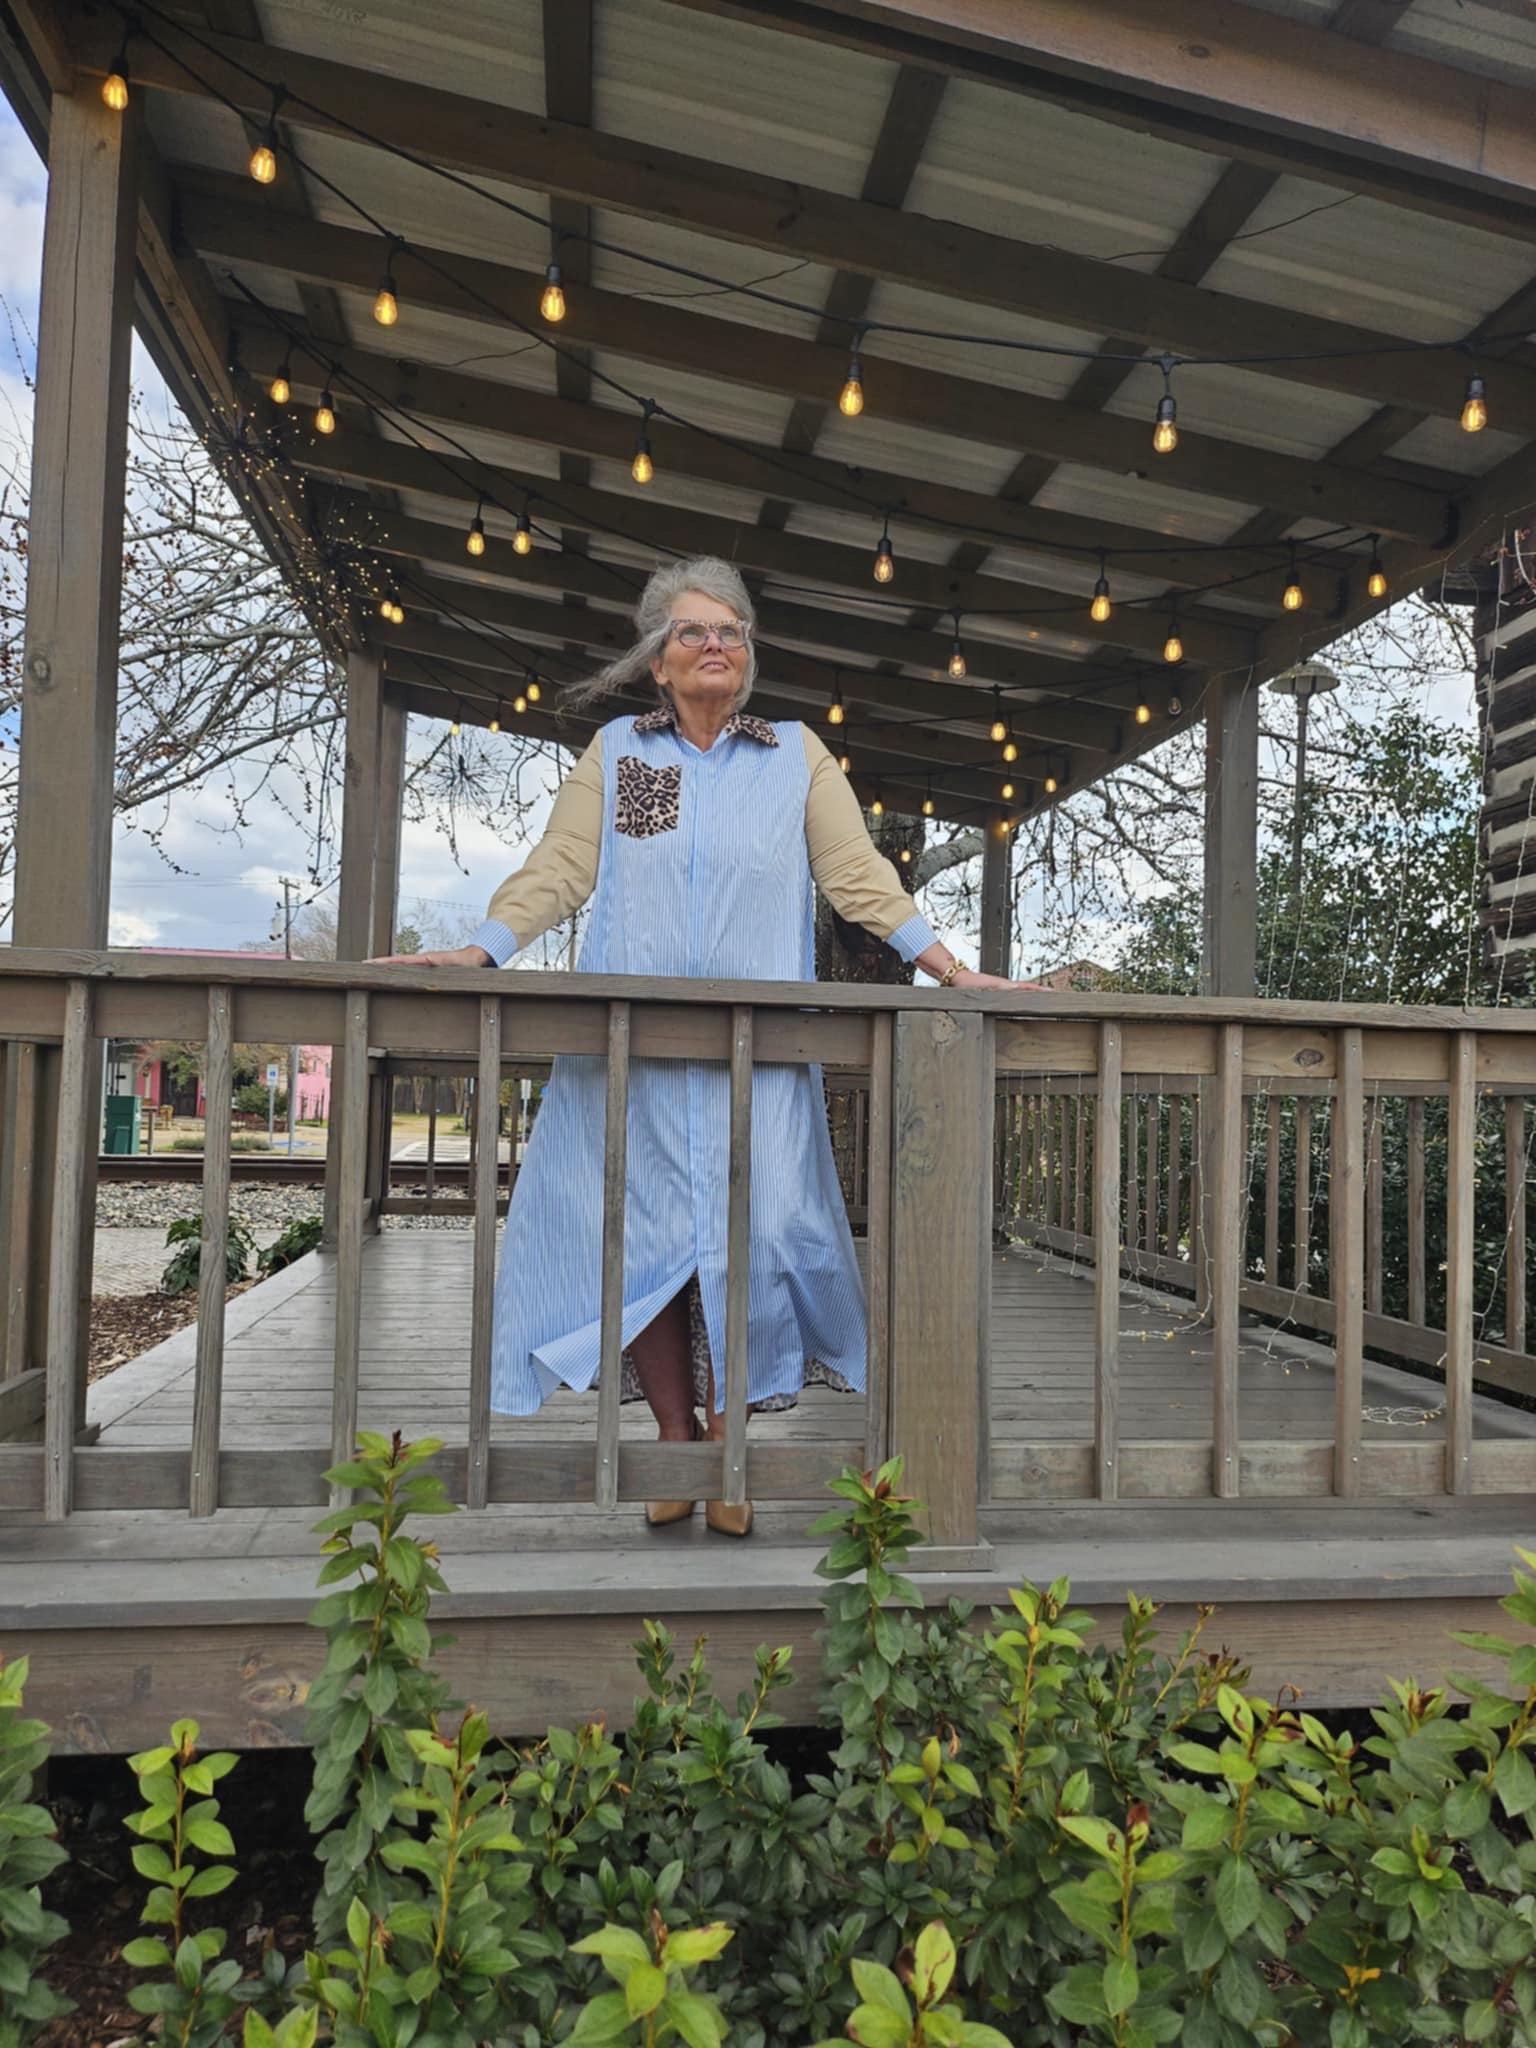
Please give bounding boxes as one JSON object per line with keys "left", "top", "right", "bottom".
{"left": 1406, "top": 1096, "right": 1426, "bottom": 1326}
{"left": 467, "top": 995, "right": 503, "bottom": 1509}
{"left": 1365, "top": 1100, "right": 1384, "bottom": 1317}
{"left": 324, "top": 651, "right": 384, "bottom": 1249}
{"left": 721, "top": 1007, "right": 754, "bottom": 1510}
{"left": 864, "top": 1012, "right": 895, "bottom": 1469}
{"left": 1445, "top": 1034, "right": 1476, "bottom": 1496}
{"left": 1264, "top": 1094, "right": 1281, "bottom": 1282}
{"left": 43, "top": 983, "right": 93, "bottom": 1520}
{"left": 594, "top": 1001, "right": 631, "bottom": 1511}
{"left": 1505, "top": 1095, "right": 1526, "bottom": 1353}
{"left": 8, "top": 92, "right": 139, "bottom": 1421}
{"left": 1199, "top": 671, "right": 1258, "bottom": 1325}
{"left": 1210, "top": 1025, "right": 1244, "bottom": 1498}
{"left": 371, "top": 688, "right": 407, "bottom": 959}
{"left": 1332, "top": 1030, "right": 1365, "bottom": 1497}
{"left": 189, "top": 987, "right": 234, "bottom": 1517}
{"left": 979, "top": 821, "right": 1013, "bottom": 977}
{"left": 889, "top": 1008, "right": 991, "bottom": 1566}
{"left": 1294, "top": 1098, "right": 1313, "bottom": 1292}
{"left": 329, "top": 990, "right": 370, "bottom": 1494}
{"left": 1145, "top": 1089, "right": 1160, "bottom": 1266}
{"left": 1094, "top": 1023, "right": 1122, "bottom": 1499}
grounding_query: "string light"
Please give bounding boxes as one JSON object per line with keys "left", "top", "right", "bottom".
{"left": 1163, "top": 607, "right": 1184, "bottom": 665}
{"left": 1152, "top": 359, "right": 1179, "bottom": 455}
{"left": 948, "top": 614, "right": 967, "bottom": 680}
{"left": 838, "top": 747, "right": 852, "bottom": 774}
{"left": 870, "top": 788, "right": 885, "bottom": 816}
{"left": 1282, "top": 543, "right": 1305, "bottom": 612}
{"left": 373, "top": 249, "right": 400, "bottom": 327}
{"left": 632, "top": 402, "right": 656, "bottom": 485}
{"left": 514, "top": 693, "right": 528, "bottom": 714}
{"left": 1001, "top": 779, "right": 1016, "bottom": 801}
{"left": 827, "top": 689, "right": 845, "bottom": 726}
{"left": 466, "top": 498, "right": 487, "bottom": 557}
{"left": 899, "top": 846, "right": 912, "bottom": 864}
{"left": 513, "top": 508, "right": 533, "bottom": 556}
{"left": 314, "top": 387, "right": 337, "bottom": 435}
{"left": 1167, "top": 689, "right": 1184, "bottom": 717}
{"left": 921, "top": 781, "right": 935, "bottom": 818}
{"left": 1044, "top": 771, "right": 1058, "bottom": 796}
{"left": 526, "top": 678, "right": 542, "bottom": 702}
{"left": 250, "top": 136, "right": 277, "bottom": 184}
{"left": 1134, "top": 691, "right": 1152, "bottom": 726}
{"left": 839, "top": 341, "right": 864, "bottom": 418}
{"left": 1002, "top": 734, "right": 1019, "bottom": 763}
{"left": 872, "top": 519, "right": 895, "bottom": 585}
{"left": 1461, "top": 373, "right": 1488, "bottom": 433}
{"left": 269, "top": 357, "right": 292, "bottom": 406}
{"left": 1367, "top": 537, "right": 1388, "bottom": 600}
{"left": 101, "top": 37, "right": 131, "bottom": 110}
{"left": 541, "top": 261, "right": 566, "bottom": 323}
{"left": 451, "top": 709, "right": 462, "bottom": 735}
{"left": 489, "top": 708, "right": 500, "bottom": 732}
{"left": 1090, "top": 551, "right": 1113, "bottom": 624}
{"left": 989, "top": 689, "right": 1007, "bottom": 746}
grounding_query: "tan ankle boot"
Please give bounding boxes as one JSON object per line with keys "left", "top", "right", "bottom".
{"left": 646, "top": 1416, "right": 701, "bottom": 1528}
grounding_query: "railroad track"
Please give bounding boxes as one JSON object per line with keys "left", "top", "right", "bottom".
{"left": 97, "top": 1154, "right": 475, "bottom": 1185}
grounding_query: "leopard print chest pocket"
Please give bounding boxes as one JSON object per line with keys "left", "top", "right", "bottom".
{"left": 614, "top": 755, "right": 682, "bottom": 840}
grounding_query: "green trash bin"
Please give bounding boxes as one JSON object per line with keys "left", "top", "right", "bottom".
{"left": 103, "top": 1093, "right": 140, "bottom": 1155}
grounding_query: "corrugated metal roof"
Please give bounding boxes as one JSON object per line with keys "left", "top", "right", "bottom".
{"left": 1391, "top": 0, "right": 1536, "bottom": 87}
{"left": 257, "top": 0, "right": 547, "bottom": 113}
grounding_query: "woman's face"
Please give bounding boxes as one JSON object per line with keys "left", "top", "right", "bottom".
{"left": 650, "top": 590, "right": 750, "bottom": 710}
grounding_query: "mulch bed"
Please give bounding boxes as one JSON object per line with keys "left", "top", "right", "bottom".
{"left": 87, "top": 1282, "right": 258, "bottom": 1384}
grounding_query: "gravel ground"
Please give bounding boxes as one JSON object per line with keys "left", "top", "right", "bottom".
{"left": 94, "top": 1180, "right": 473, "bottom": 1233}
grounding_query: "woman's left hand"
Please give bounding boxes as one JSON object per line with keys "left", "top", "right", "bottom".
{"left": 949, "top": 968, "right": 1042, "bottom": 991}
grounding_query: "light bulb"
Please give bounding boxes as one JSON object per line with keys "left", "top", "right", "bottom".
{"left": 839, "top": 355, "right": 864, "bottom": 417}
{"left": 1152, "top": 393, "right": 1178, "bottom": 455}
{"left": 873, "top": 531, "right": 894, "bottom": 584}
{"left": 632, "top": 439, "right": 654, "bottom": 485}
{"left": 1044, "top": 774, "right": 1058, "bottom": 795}
{"left": 1090, "top": 575, "right": 1112, "bottom": 624}
{"left": 990, "top": 714, "right": 1007, "bottom": 744}
{"left": 374, "top": 278, "right": 399, "bottom": 326}
{"left": 1163, "top": 629, "right": 1183, "bottom": 664}
{"left": 948, "top": 641, "right": 967, "bottom": 679}
{"left": 250, "top": 141, "right": 278, "bottom": 185}
{"left": 379, "top": 595, "right": 393, "bottom": 621}
{"left": 450, "top": 718, "right": 461, "bottom": 736}
{"left": 489, "top": 716, "right": 500, "bottom": 733}
{"left": 921, "top": 796, "right": 935, "bottom": 817}
{"left": 1368, "top": 564, "right": 1388, "bottom": 600}
{"left": 871, "top": 795, "right": 884, "bottom": 816}
{"left": 899, "top": 847, "right": 912, "bottom": 864}
{"left": 315, "top": 390, "right": 337, "bottom": 435}
{"left": 390, "top": 601, "right": 405, "bottom": 625}
{"left": 466, "top": 515, "right": 486, "bottom": 557}
{"left": 513, "top": 513, "right": 533, "bottom": 556}
{"left": 1134, "top": 697, "right": 1152, "bottom": 725}
{"left": 102, "top": 69, "right": 129, "bottom": 111}
{"left": 827, "top": 698, "right": 845, "bottom": 726}
{"left": 1461, "top": 374, "right": 1487, "bottom": 433}
{"left": 269, "top": 364, "right": 291, "bottom": 405}
{"left": 1283, "top": 568, "right": 1305, "bottom": 611}
{"left": 514, "top": 694, "right": 527, "bottom": 714}
{"left": 526, "top": 680, "right": 541, "bottom": 702}
{"left": 838, "top": 751, "right": 851, "bottom": 774}
{"left": 1002, "top": 739, "right": 1018, "bottom": 762}
{"left": 1001, "top": 780, "right": 1015, "bottom": 801}
{"left": 1167, "top": 692, "right": 1183, "bottom": 718}
{"left": 541, "top": 262, "right": 566, "bottom": 322}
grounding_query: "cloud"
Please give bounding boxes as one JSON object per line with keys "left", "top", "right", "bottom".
{"left": 0, "top": 107, "right": 44, "bottom": 311}
{"left": 108, "top": 907, "right": 162, "bottom": 946}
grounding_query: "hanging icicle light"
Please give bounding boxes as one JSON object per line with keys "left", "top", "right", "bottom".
{"left": 1044, "top": 771, "right": 1059, "bottom": 796}
{"left": 632, "top": 402, "right": 656, "bottom": 485}
{"left": 1152, "top": 359, "right": 1179, "bottom": 455}
{"left": 1367, "top": 537, "right": 1389, "bottom": 600}
{"left": 489, "top": 709, "right": 501, "bottom": 733}
{"left": 466, "top": 498, "right": 487, "bottom": 557}
{"left": 269, "top": 357, "right": 292, "bottom": 406}
{"left": 1002, "top": 734, "right": 1019, "bottom": 763}
{"left": 899, "top": 846, "right": 913, "bottom": 864}
{"left": 541, "top": 260, "right": 566, "bottom": 323}
{"left": 872, "top": 519, "right": 895, "bottom": 585}
{"left": 1167, "top": 689, "right": 1184, "bottom": 718}
{"left": 314, "top": 387, "right": 337, "bottom": 435}
{"left": 1134, "top": 691, "right": 1153, "bottom": 726}
{"left": 1282, "top": 542, "right": 1305, "bottom": 612}
{"left": 1090, "top": 551, "right": 1113, "bottom": 624}
{"left": 1461, "top": 373, "right": 1488, "bottom": 433}
{"left": 451, "top": 710, "right": 461, "bottom": 736}
{"left": 838, "top": 747, "right": 852, "bottom": 774}
{"left": 513, "top": 508, "right": 533, "bottom": 556}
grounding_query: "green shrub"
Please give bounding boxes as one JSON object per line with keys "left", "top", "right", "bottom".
{"left": 234, "top": 1085, "right": 287, "bottom": 1117}
{"left": 258, "top": 1216, "right": 323, "bottom": 1276}
{"left": 160, "top": 1216, "right": 257, "bottom": 1294}
{"left": 0, "top": 1656, "right": 71, "bottom": 2045}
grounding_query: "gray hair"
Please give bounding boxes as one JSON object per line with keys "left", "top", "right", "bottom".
{"left": 564, "top": 556, "right": 758, "bottom": 713}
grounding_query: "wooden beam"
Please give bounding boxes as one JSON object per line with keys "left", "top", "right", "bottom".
{"left": 1201, "top": 671, "right": 1259, "bottom": 998}
{"left": 669, "top": 0, "right": 1536, "bottom": 248}
{"left": 979, "top": 823, "right": 1012, "bottom": 976}
{"left": 182, "top": 195, "right": 1458, "bottom": 540}
{"left": 372, "top": 689, "right": 407, "bottom": 959}
{"left": 234, "top": 323, "right": 1385, "bottom": 585}
{"left": 97, "top": 17, "right": 1536, "bottom": 414}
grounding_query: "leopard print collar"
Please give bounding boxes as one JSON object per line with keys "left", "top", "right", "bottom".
{"left": 633, "top": 702, "right": 779, "bottom": 747}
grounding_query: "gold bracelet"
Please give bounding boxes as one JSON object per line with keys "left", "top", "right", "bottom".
{"left": 937, "top": 959, "right": 966, "bottom": 988}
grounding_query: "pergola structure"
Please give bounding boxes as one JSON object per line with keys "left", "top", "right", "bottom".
{"left": 9, "top": 1, "right": 1536, "bottom": 1731}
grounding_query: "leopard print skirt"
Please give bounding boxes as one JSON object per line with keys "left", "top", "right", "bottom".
{"left": 618, "top": 1273, "right": 856, "bottom": 1414}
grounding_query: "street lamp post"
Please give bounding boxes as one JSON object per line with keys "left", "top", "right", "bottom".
{"left": 1268, "top": 661, "right": 1341, "bottom": 905}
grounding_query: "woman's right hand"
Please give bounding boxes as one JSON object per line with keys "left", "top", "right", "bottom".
{"left": 366, "top": 944, "right": 494, "bottom": 968}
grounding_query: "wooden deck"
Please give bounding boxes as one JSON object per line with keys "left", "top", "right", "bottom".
{"left": 3, "top": 1234, "right": 1534, "bottom": 1745}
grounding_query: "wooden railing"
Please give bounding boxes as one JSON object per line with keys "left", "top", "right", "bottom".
{"left": 2, "top": 958, "right": 1534, "bottom": 1537}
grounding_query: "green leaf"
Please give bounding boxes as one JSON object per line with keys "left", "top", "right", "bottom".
{"left": 661, "top": 1991, "right": 724, "bottom": 2048}
{"left": 1103, "top": 1953, "right": 1139, "bottom": 2018}
{"left": 850, "top": 1959, "right": 910, "bottom": 2020}
{"left": 1181, "top": 1803, "right": 1232, "bottom": 1852}
{"left": 660, "top": 1924, "right": 733, "bottom": 1970}
{"left": 847, "top": 2005, "right": 911, "bottom": 2048}
{"left": 184, "top": 1817, "right": 236, "bottom": 1857}
{"left": 914, "top": 1922, "right": 956, "bottom": 2006}
{"left": 131, "top": 1843, "right": 174, "bottom": 1883}
{"left": 624, "top": 1962, "right": 668, "bottom": 2020}
{"left": 572, "top": 1925, "right": 651, "bottom": 1972}
{"left": 346, "top": 1895, "right": 371, "bottom": 1949}
{"left": 120, "top": 1936, "right": 172, "bottom": 1968}
{"left": 1213, "top": 1856, "right": 1262, "bottom": 1940}
{"left": 569, "top": 1989, "right": 636, "bottom": 2044}
{"left": 1493, "top": 1743, "right": 1536, "bottom": 1817}
{"left": 183, "top": 1865, "right": 237, "bottom": 1899}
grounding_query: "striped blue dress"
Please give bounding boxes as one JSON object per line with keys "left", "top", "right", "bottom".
{"left": 478, "top": 708, "right": 937, "bottom": 1417}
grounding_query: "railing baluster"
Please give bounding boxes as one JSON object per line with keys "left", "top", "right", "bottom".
{"left": 1505, "top": 1094, "right": 1526, "bottom": 1353}
{"left": 722, "top": 1006, "right": 753, "bottom": 1510}
{"left": 425, "top": 1088, "right": 438, "bottom": 1203}
{"left": 1332, "top": 1029, "right": 1365, "bottom": 1498}
{"left": 1094, "top": 1022, "right": 1122, "bottom": 1500}
{"left": 1124, "top": 1086, "right": 1139, "bottom": 1272}
{"left": 330, "top": 989, "right": 370, "bottom": 1496}
{"left": 1072, "top": 1092, "right": 1087, "bottom": 1239}
{"left": 1365, "top": 1099, "right": 1384, "bottom": 1317}
{"left": 1210, "top": 1025, "right": 1243, "bottom": 1498}
{"left": 3, "top": 1041, "right": 38, "bottom": 1381}
{"left": 1294, "top": 1098, "right": 1313, "bottom": 1292}
{"left": 1264, "top": 1092, "right": 1281, "bottom": 1282}
{"left": 1164, "top": 1095, "right": 1181, "bottom": 1260}
{"left": 595, "top": 1001, "right": 631, "bottom": 1511}
{"left": 1406, "top": 1095, "right": 1425, "bottom": 1326}
{"left": 1146, "top": 1087, "right": 1160, "bottom": 1266}
{"left": 1445, "top": 1032, "right": 1476, "bottom": 1495}
{"left": 863, "top": 1010, "right": 894, "bottom": 1470}
{"left": 189, "top": 985, "right": 233, "bottom": 1517}
{"left": 44, "top": 980, "right": 93, "bottom": 1520}
{"left": 467, "top": 995, "right": 502, "bottom": 1510}
{"left": 1058, "top": 1093, "right": 1070, "bottom": 1232}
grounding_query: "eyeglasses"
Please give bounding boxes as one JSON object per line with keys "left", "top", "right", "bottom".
{"left": 669, "top": 618, "right": 750, "bottom": 650}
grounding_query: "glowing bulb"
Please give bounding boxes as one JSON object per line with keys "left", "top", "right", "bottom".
{"left": 451, "top": 718, "right": 461, "bottom": 736}
{"left": 527, "top": 680, "right": 541, "bottom": 702}
{"left": 315, "top": 390, "right": 337, "bottom": 435}
{"left": 899, "top": 846, "right": 912, "bottom": 864}
{"left": 1461, "top": 374, "right": 1488, "bottom": 433}
{"left": 513, "top": 512, "right": 533, "bottom": 556}
{"left": 1152, "top": 392, "right": 1178, "bottom": 455}
{"left": 374, "top": 278, "right": 399, "bottom": 326}
{"left": 839, "top": 354, "right": 864, "bottom": 417}
{"left": 379, "top": 596, "right": 392, "bottom": 621}
{"left": 269, "top": 364, "right": 291, "bottom": 406}
{"left": 102, "top": 70, "right": 129, "bottom": 111}
{"left": 1283, "top": 578, "right": 1304, "bottom": 612}
{"left": 632, "top": 438, "right": 654, "bottom": 485}
{"left": 1163, "top": 629, "right": 1183, "bottom": 664}
{"left": 838, "top": 751, "right": 851, "bottom": 774}
{"left": 489, "top": 716, "right": 500, "bottom": 733}
{"left": 827, "top": 698, "right": 845, "bottom": 726}
{"left": 250, "top": 142, "right": 278, "bottom": 185}
{"left": 873, "top": 530, "right": 894, "bottom": 584}
{"left": 1002, "top": 740, "right": 1018, "bottom": 763}
{"left": 1090, "top": 573, "right": 1112, "bottom": 624}
{"left": 1044, "top": 774, "right": 1058, "bottom": 795}
{"left": 948, "top": 641, "right": 967, "bottom": 679}
{"left": 990, "top": 714, "right": 1007, "bottom": 744}
{"left": 921, "top": 796, "right": 935, "bottom": 818}
{"left": 1001, "top": 780, "right": 1015, "bottom": 801}
{"left": 466, "top": 515, "right": 486, "bottom": 557}
{"left": 1368, "top": 564, "right": 1388, "bottom": 600}
{"left": 514, "top": 694, "right": 527, "bottom": 714}
{"left": 1134, "top": 697, "right": 1152, "bottom": 725}
{"left": 871, "top": 795, "right": 884, "bottom": 816}
{"left": 541, "top": 262, "right": 566, "bottom": 322}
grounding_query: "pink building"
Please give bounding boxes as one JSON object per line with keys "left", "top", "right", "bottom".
{"left": 109, "top": 947, "right": 332, "bottom": 1118}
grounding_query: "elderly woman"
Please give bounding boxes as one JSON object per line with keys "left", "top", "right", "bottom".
{"left": 379, "top": 558, "right": 1025, "bottom": 1535}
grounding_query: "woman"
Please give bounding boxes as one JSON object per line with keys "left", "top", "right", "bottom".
{"left": 376, "top": 558, "right": 1027, "bottom": 1534}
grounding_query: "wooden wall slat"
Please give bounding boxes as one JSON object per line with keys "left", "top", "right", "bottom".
{"left": 2, "top": 1043, "right": 38, "bottom": 1385}
{"left": 1445, "top": 1031, "right": 1477, "bottom": 1495}
{"left": 43, "top": 982, "right": 92, "bottom": 1521}
{"left": 1505, "top": 1095, "right": 1526, "bottom": 1353}
{"left": 329, "top": 990, "right": 370, "bottom": 1495}
{"left": 1093, "top": 1022, "right": 1122, "bottom": 1500}
{"left": 1332, "top": 1028, "right": 1365, "bottom": 1498}
{"left": 1210, "top": 1026, "right": 1243, "bottom": 1498}
{"left": 1406, "top": 1095, "right": 1426, "bottom": 1326}
{"left": 188, "top": 986, "right": 233, "bottom": 1518}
